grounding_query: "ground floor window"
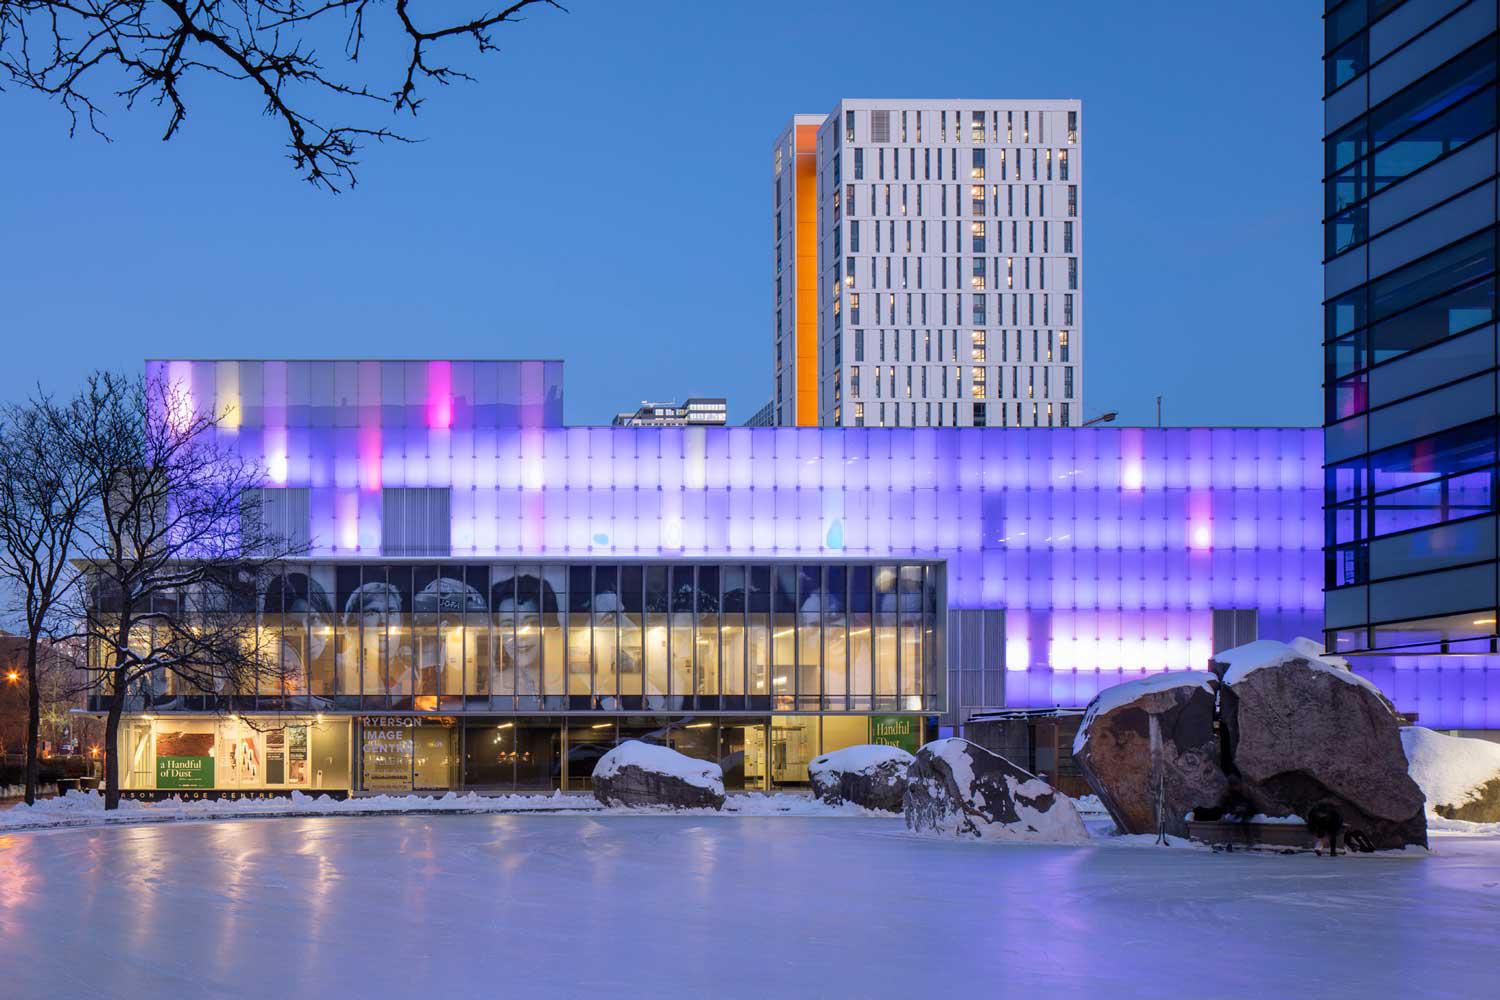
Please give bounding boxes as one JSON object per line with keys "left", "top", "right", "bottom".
{"left": 116, "top": 713, "right": 925, "bottom": 795}
{"left": 120, "top": 716, "right": 351, "bottom": 794}
{"left": 359, "top": 714, "right": 928, "bottom": 793}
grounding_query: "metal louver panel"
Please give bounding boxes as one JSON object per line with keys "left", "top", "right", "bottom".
{"left": 870, "top": 110, "right": 891, "bottom": 143}
{"left": 244, "top": 487, "right": 310, "bottom": 552}
{"left": 381, "top": 487, "right": 452, "bottom": 556}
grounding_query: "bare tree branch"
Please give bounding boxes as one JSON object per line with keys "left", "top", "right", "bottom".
{"left": 58, "top": 371, "right": 310, "bottom": 809}
{"left": 0, "top": 388, "right": 94, "bottom": 803}
{"left": 0, "top": 1, "right": 565, "bottom": 190}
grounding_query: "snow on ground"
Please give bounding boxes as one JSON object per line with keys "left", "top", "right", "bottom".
{"left": 1071, "top": 793, "right": 1108, "bottom": 816}
{"left": 1, "top": 812, "right": 1497, "bottom": 998}
{"left": 0, "top": 787, "right": 893, "bottom": 832}
{"left": 1401, "top": 726, "right": 1500, "bottom": 811}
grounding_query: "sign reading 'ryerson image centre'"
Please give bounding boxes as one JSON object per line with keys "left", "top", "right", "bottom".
{"left": 361, "top": 717, "right": 415, "bottom": 792}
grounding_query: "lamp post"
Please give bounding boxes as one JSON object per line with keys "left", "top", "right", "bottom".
{"left": 1081, "top": 411, "right": 1118, "bottom": 427}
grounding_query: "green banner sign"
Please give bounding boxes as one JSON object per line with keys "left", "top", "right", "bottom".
{"left": 157, "top": 755, "right": 215, "bottom": 789}
{"left": 870, "top": 715, "right": 921, "bottom": 755}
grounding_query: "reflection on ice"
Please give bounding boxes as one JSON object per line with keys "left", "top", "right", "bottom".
{"left": 0, "top": 816, "right": 1494, "bottom": 998}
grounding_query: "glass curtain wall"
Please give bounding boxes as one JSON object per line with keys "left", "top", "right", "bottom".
{"left": 95, "top": 561, "right": 941, "bottom": 715}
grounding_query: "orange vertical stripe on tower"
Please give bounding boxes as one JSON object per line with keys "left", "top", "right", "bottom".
{"left": 794, "top": 124, "right": 820, "bottom": 427}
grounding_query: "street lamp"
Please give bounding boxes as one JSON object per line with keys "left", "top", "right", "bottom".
{"left": 1081, "top": 411, "right": 1118, "bottom": 427}
{"left": 4, "top": 670, "right": 19, "bottom": 684}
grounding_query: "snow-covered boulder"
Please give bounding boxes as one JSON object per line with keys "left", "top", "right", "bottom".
{"left": 1401, "top": 727, "right": 1500, "bottom": 823}
{"left": 808, "top": 744, "right": 914, "bottom": 812}
{"left": 1073, "top": 670, "right": 1226, "bottom": 838}
{"left": 903, "top": 738, "right": 1088, "bottom": 843}
{"left": 1212, "top": 638, "right": 1426, "bottom": 850}
{"left": 592, "top": 740, "right": 725, "bottom": 811}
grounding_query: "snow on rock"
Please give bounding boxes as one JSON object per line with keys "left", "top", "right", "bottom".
{"left": 807, "top": 744, "right": 914, "bottom": 812}
{"left": 1072, "top": 670, "right": 1216, "bottom": 755}
{"left": 1289, "top": 635, "right": 1350, "bottom": 671}
{"left": 904, "top": 738, "right": 1088, "bottom": 844}
{"left": 592, "top": 740, "right": 726, "bottom": 811}
{"left": 1217, "top": 638, "right": 1426, "bottom": 850}
{"left": 1402, "top": 727, "right": 1500, "bottom": 823}
{"left": 1214, "top": 638, "right": 1384, "bottom": 702}
{"left": 1073, "top": 670, "right": 1225, "bottom": 838}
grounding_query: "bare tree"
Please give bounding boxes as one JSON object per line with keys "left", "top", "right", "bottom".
{"left": 0, "top": 1, "right": 564, "bottom": 190}
{"left": 60, "top": 372, "right": 305, "bottom": 809}
{"left": 0, "top": 392, "right": 94, "bottom": 804}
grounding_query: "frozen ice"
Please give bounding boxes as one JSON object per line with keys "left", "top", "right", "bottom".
{"left": 0, "top": 811, "right": 1496, "bottom": 997}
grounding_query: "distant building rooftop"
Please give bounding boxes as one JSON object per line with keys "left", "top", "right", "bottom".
{"left": 612, "top": 397, "right": 728, "bottom": 428}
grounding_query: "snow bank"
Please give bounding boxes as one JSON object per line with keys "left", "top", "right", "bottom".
{"left": 592, "top": 740, "right": 723, "bottom": 792}
{"left": 1401, "top": 727, "right": 1500, "bottom": 814}
{"left": 808, "top": 743, "right": 913, "bottom": 779}
{"left": 1069, "top": 793, "right": 1108, "bottom": 817}
{"left": 1073, "top": 670, "right": 1216, "bottom": 755}
{"left": 0, "top": 787, "right": 894, "bottom": 832}
{"left": 1217, "top": 637, "right": 1385, "bottom": 699}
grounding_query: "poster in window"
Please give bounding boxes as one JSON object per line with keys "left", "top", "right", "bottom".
{"left": 155, "top": 730, "right": 215, "bottom": 789}
{"left": 266, "top": 728, "right": 286, "bottom": 785}
{"left": 229, "top": 734, "right": 261, "bottom": 783}
{"left": 288, "top": 726, "right": 308, "bottom": 784}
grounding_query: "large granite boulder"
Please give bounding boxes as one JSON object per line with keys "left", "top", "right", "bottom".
{"left": 808, "top": 744, "right": 915, "bottom": 812}
{"left": 1213, "top": 639, "right": 1427, "bottom": 850}
{"left": 592, "top": 740, "right": 725, "bottom": 811}
{"left": 1073, "top": 670, "right": 1227, "bottom": 838}
{"left": 1401, "top": 726, "right": 1500, "bottom": 824}
{"left": 904, "top": 738, "right": 1088, "bottom": 843}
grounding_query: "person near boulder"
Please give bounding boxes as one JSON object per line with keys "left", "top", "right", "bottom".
{"left": 1306, "top": 802, "right": 1343, "bottom": 857}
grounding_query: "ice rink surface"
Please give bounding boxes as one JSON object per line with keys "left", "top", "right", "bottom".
{"left": 1, "top": 815, "right": 1496, "bottom": 999}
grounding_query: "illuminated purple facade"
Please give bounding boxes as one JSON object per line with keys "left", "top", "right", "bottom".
{"left": 130, "top": 358, "right": 1500, "bottom": 747}
{"left": 91, "top": 356, "right": 1500, "bottom": 801}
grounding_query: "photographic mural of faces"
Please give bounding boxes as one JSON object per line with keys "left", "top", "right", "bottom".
{"left": 262, "top": 571, "right": 333, "bottom": 694}
{"left": 343, "top": 577, "right": 409, "bottom": 694}
{"left": 413, "top": 575, "right": 487, "bottom": 696}
{"left": 491, "top": 573, "right": 558, "bottom": 695}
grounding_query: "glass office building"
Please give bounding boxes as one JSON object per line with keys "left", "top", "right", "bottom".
{"left": 101, "top": 358, "right": 1390, "bottom": 798}
{"left": 1323, "top": 2, "right": 1500, "bottom": 657}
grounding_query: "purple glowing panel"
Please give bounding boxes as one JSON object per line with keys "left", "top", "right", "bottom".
{"left": 145, "top": 359, "right": 1500, "bottom": 726}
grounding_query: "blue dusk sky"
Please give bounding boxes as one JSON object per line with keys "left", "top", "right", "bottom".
{"left": 0, "top": 1, "right": 1320, "bottom": 427}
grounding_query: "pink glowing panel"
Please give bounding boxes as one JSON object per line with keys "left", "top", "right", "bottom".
{"left": 426, "top": 360, "right": 452, "bottom": 430}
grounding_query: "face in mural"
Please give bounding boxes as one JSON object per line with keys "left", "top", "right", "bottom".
{"left": 491, "top": 575, "right": 558, "bottom": 695}
{"left": 344, "top": 582, "right": 408, "bottom": 692}
{"left": 264, "top": 572, "right": 333, "bottom": 694}
{"left": 414, "top": 577, "right": 487, "bottom": 693}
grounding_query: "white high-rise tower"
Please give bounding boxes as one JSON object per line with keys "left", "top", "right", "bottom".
{"left": 772, "top": 99, "right": 1083, "bottom": 427}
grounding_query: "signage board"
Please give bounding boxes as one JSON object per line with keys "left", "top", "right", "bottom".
{"left": 870, "top": 715, "right": 921, "bottom": 755}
